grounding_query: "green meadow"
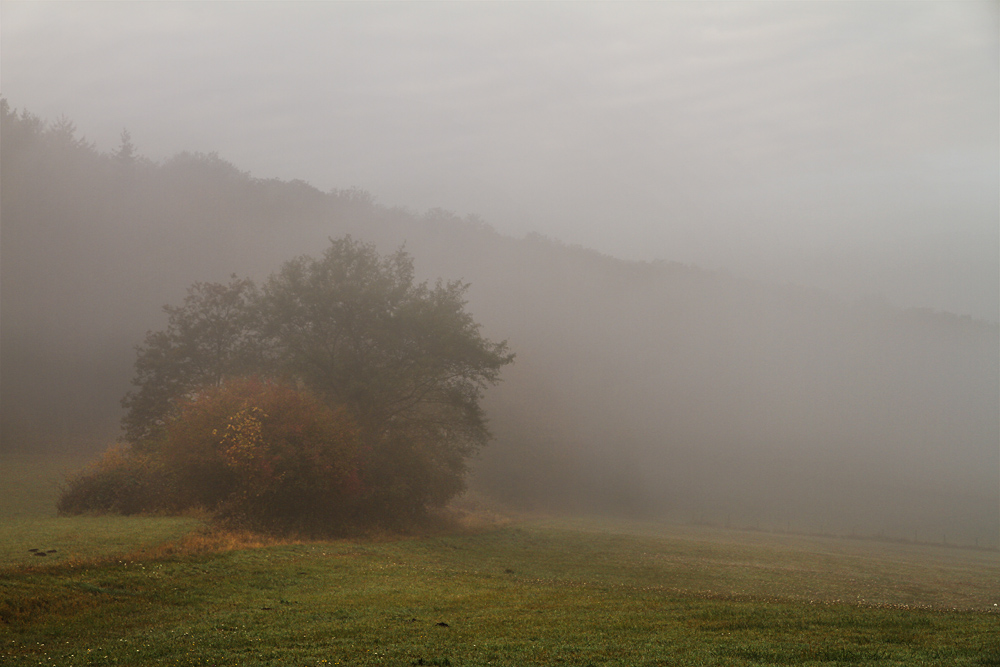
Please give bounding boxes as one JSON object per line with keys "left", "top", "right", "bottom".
{"left": 2, "top": 454, "right": 998, "bottom": 666}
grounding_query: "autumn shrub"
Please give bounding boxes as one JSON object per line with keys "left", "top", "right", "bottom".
{"left": 158, "top": 377, "right": 362, "bottom": 534}
{"left": 58, "top": 378, "right": 363, "bottom": 534}
{"left": 57, "top": 444, "right": 172, "bottom": 515}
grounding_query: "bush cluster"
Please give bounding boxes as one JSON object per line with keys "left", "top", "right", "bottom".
{"left": 58, "top": 238, "right": 513, "bottom": 534}
{"left": 61, "top": 378, "right": 363, "bottom": 534}
{"left": 57, "top": 445, "right": 170, "bottom": 516}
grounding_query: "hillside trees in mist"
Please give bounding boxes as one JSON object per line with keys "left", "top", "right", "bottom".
{"left": 66, "top": 236, "right": 513, "bottom": 530}
{"left": 1, "top": 99, "right": 358, "bottom": 452}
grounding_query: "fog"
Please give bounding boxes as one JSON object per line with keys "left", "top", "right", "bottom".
{"left": 3, "top": 1, "right": 997, "bottom": 320}
{"left": 2, "top": 3, "right": 998, "bottom": 546}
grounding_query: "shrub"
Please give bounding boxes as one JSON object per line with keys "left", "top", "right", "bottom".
{"left": 159, "top": 377, "right": 362, "bottom": 534}
{"left": 57, "top": 444, "right": 172, "bottom": 515}
{"left": 59, "top": 378, "right": 363, "bottom": 534}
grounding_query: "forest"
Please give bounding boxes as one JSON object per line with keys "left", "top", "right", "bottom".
{"left": 2, "top": 99, "right": 998, "bottom": 545}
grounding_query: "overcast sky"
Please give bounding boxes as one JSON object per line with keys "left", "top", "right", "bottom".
{"left": 2, "top": 1, "right": 997, "bottom": 320}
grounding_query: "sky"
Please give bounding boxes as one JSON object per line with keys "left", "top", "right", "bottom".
{"left": 2, "top": 1, "right": 998, "bottom": 320}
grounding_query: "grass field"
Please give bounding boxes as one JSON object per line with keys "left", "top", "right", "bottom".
{"left": 2, "top": 454, "right": 998, "bottom": 665}
{"left": 0, "top": 452, "right": 97, "bottom": 519}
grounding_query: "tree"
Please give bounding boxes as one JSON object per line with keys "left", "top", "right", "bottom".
{"left": 114, "top": 128, "right": 136, "bottom": 166}
{"left": 261, "top": 237, "right": 514, "bottom": 520}
{"left": 122, "top": 276, "right": 266, "bottom": 445}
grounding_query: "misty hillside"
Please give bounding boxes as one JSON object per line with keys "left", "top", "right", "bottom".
{"left": 2, "top": 102, "right": 997, "bottom": 546}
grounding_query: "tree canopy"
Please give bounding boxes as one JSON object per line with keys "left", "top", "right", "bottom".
{"left": 259, "top": 238, "right": 514, "bottom": 519}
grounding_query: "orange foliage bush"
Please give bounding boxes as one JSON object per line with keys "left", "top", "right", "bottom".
{"left": 161, "top": 377, "right": 362, "bottom": 532}
{"left": 57, "top": 444, "right": 171, "bottom": 515}
{"left": 61, "top": 378, "right": 363, "bottom": 534}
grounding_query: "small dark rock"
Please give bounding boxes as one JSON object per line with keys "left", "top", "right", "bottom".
{"left": 28, "top": 548, "right": 39, "bottom": 552}
{"left": 435, "top": 621, "right": 449, "bottom": 628}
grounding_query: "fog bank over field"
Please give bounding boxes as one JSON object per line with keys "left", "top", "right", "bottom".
{"left": 2, "top": 1, "right": 997, "bottom": 320}
{"left": 2, "top": 2, "right": 998, "bottom": 545}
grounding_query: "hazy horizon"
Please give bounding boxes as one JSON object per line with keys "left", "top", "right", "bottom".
{"left": 2, "top": 1, "right": 997, "bottom": 321}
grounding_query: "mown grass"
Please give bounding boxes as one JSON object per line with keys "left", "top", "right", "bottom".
{"left": 2, "top": 454, "right": 998, "bottom": 665}
{"left": 1, "top": 514, "right": 998, "bottom": 666}
{"left": 0, "top": 450, "right": 205, "bottom": 568}
{"left": 0, "top": 515, "right": 204, "bottom": 568}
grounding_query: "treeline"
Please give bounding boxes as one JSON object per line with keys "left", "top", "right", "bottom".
{"left": 2, "top": 100, "right": 997, "bottom": 545}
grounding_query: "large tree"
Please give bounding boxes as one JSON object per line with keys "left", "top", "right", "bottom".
{"left": 261, "top": 237, "right": 514, "bottom": 518}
